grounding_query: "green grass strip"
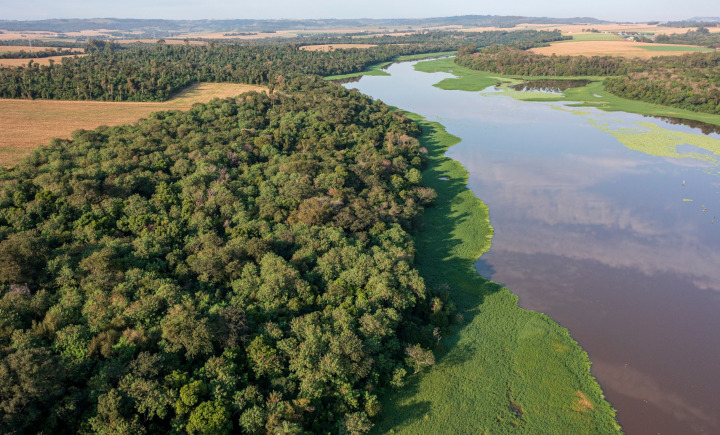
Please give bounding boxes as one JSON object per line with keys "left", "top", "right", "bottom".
{"left": 638, "top": 45, "right": 713, "bottom": 52}
{"left": 374, "top": 114, "right": 621, "bottom": 434}
{"left": 568, "top": 33, "right": 623, "bottom": 42}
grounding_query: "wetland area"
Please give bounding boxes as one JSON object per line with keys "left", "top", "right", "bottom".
{"left": 347, "top": 60, "right": 720, "bottom": 434}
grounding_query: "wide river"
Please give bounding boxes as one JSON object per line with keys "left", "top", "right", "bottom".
{"left": 346, "top": 60, "right": 720, "bottom": 434}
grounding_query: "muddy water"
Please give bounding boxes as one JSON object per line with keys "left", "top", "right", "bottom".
{"left": 346, "top": 60, "right": 720, "bottom": 434}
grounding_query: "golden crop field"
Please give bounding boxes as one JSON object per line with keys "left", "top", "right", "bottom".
{"left": 529, "top": 40, "right": 714, "bottom": 58}
{"left": 0, "top": 54, "right": 89, "bottom": 68}
{"left": 299, "top": 44, "right": 377, "bottom": 51}
{"left": 0, "top": 46, "right": 84, "bottom": 53}
{"left": 0, "top": 82, "right": 268, "bottom": 165}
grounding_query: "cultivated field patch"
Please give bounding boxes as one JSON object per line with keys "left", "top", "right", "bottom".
{"left": 0, "top": 54, "right": 89, "bottom": 68}
{"left": 529, "top": 40, "right": 713, "bottom": 58}
{"left": 0, "top": 82, "right": 268, "bottom": 165}
{"left": 0, "top": 45, "right": 84, "bottom": 53}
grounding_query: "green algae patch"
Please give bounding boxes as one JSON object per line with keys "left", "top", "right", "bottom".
{"left": 373, "top": 114, "right": 621, "bottom": 434}
{"left": 414, "top": 57, "right": 504, "bottom": 92}
{"left": 588, "top": 120, "right": 720, "bottom": 163}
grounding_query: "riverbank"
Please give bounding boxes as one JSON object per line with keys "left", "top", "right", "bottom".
{"left": 373, "top": 114, "right": 621, "bottom": 433}
{"left": 414, "top": 57, "right": 720, "bottom": 128}
{"left": 323, "top": 51, "right": 456, "bottom": 81}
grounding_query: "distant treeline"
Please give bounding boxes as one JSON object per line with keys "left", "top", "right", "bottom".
{"left": 0, "top": 39, "right": 83, "bottom": 48}
{"left": 456, "top": 45, "right": 720, "bottom": 115}
{"left": 455, "top": 45, "right": 632, "bottom": 76}
{"left": 299, "top": 30, "right": 568, "bottom": 50}
{"left": 654, "top": 27, "right": 720, "bottom": 49}
{"left": 0, "top": 43, "right": 415, "bottom": 101}
{"left": 662, "top": 20, "right": 720, "bottom": 28}
{"left": 0, "top": 30, "right": 563, "bottom": 102}
{"left": 0, "top": 48, "right": 76, "bottom": 59}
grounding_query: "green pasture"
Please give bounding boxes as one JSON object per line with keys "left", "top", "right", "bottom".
{"left": 639, "top": 45, "right": 713, "bottom": 52}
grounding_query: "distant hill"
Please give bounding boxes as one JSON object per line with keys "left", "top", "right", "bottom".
{"left": 664, "top": 18, "right": 720, "bottom": 27}
{"left": 688, "top": 17, "right": 720, "bottom": 22}
{"left": 0, "top": 15, "right": 611, "bottom": 34}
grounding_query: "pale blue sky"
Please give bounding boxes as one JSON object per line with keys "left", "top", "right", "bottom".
{"left": 0, "top": 0, "right": 716, "bottom": 22}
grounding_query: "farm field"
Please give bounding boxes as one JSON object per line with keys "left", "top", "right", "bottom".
{"left": 0, "top": 54, "right": 88, "bottom": 67}
{"left": 529, "top": 40, "right": 714, "bottom": 58}
{"left": 0, "top": 45, "right": 84, "bottom": 53}
{"left": 0, "top": 82, "right": 267, "bottom": 165}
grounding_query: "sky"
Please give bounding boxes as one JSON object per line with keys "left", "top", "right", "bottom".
{"left": 0, "top": 0, "right": 716, "bottom": 22}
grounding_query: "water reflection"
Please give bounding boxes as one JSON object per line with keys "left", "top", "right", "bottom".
{"left": 509, "top": 79, "right": 592, "bottom": 93}
{"left": 346, "top": 60, "right": 720, "bottom": 434}
{"left": 643, "top": 115, "right": 720, "bottom": 135}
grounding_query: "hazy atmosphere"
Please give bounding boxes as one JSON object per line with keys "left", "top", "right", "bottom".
{"left": 1, "top": 0, "right": 716, "bottom": 22}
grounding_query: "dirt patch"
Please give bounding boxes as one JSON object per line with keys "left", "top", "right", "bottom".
{"left": 299, "top": 44, "right": 376, "bottom": 51}
{"left": 529, "top": 40, "right": 709, "bottom": 59}
{"left": 0, "top": 82, "right": 268, "bottom": 165}
{"left": 573, "top": 391, "right": 594, "bottom": 412}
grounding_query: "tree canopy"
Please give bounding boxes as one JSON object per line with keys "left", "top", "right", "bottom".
{"left": 0, "top": 80, "right": 462, "bottom": 433}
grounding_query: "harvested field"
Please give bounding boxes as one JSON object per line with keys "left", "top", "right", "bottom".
{"left": 529, "top": 40, "right": 713, "bottom": 58}
{"left": 0, "top": 82, "right": 268, "bottom": 165}
{"left": 0, "top": 54, "right": 89, "bottom": 68}
{"left": 0, "top": 53, "right": 89, "bottom": 67}
{"left": 166, "top": 82, "right": 267, "bottom": 104}
{"left": 0, "top": 46, "right": 84, "bottom": 53}
{"left": 299, "top": 44, "right": 376, "bottom": 51}
{"left": 0, "top": 31, "right": 59, "bottom": 41}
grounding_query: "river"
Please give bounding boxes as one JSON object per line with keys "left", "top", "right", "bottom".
{"left": 345, "top": 60, "right": 720, "bottom": 434}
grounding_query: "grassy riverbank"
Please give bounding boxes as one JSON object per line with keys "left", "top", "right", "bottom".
{"left": 414, "top": 57, "right": 720, "bottom": 128}
{"left": 323, "top": 51, "right": 456, "bottom": 81}
{"left": 374, "top": 115, "right": 621, "bottom": 433}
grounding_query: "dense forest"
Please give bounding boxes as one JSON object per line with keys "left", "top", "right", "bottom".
{"left": 0, "top": 30, "right": 564, "bottom": 102}
{"left": 456, "top": 45, "right": 720, "bottom": 115}
{"left": 0, "top": 79, "right": 463, "bottom": 434}
{"left": 0, "top": 44, "right": 414, "bottom": 101}
{"left": 455, "top": 45, "right": 633, "bottom": 76}
{"left": 661, "top": 20, "right": 720, "bottom": 28}
{"left": 604, "top": 65, "right": 720, "bottom": 114}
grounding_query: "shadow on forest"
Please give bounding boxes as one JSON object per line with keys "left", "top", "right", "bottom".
{"left": 372, "top": 120, "right": 505, "bottom": 432}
